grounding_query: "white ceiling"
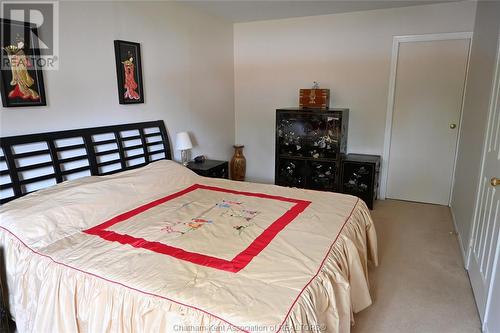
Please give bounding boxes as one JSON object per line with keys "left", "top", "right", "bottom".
{"left": 179, "top": 0, "right": 458, "bottom": 23}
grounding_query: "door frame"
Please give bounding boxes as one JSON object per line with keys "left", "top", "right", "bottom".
{"left": 380, "top": 32, "right": 473, "bottom": 202}
{"left": 467, "top": 37, "right": 500, "bottom": 330}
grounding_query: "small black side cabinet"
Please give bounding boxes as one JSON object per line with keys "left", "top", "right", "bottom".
{"left": 186, "top": 160, "right": 229, "bottom": 179}
{"left": 341, "top": 154, "right": 380, "bottom": 210}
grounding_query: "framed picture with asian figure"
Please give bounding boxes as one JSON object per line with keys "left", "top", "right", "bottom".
{"left": 114, "top": 40, "right": 144, "bottom": 104}
{"left": 0, "top": 18, "right": 47, "bottom": 107}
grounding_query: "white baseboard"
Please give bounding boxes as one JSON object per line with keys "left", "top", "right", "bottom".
{"left": 450, "top": 207, "right": 468, "bottom": 268}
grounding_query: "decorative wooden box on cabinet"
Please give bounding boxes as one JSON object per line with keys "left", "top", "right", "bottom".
{"left": 275, "top": 108, "right": 349, "bottom": 191}
{"left": 340, "top": 154, "right": 380, "bottom": 210}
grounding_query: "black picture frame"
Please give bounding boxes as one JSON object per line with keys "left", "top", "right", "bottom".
{"left": 114, "top": 40, "right": 144, "bottom": 104}
{"left": 0, "top": 18, "right": 47, "bottom": 107}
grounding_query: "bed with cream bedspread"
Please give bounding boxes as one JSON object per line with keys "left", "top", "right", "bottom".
{"left": 0, "top": 160, "right": 377, "bottom": 332}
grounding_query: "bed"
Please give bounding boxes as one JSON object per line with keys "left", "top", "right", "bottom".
{"left": 0, "top": 121, "right": 377, "bottom": 332}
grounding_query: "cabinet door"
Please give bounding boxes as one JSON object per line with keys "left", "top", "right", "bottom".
{"left": 277, "top": 113, "right": 339, "bottom": 159}
{"left": 342, "top": 162, "right": 375, "bottom": 208}
{"left": 276, "top": 159, "right": 306, "bottom": 188}
{"left": 307, "top": 161, "right": 336, "bottom": 191}
{"left": 325, "top": 114, "right": 341, "bottom": 158}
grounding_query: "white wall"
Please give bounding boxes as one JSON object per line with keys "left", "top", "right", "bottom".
{"left": 234, "top": 1, "right": 476, "bottom": 183}
{"left": 451, "top": 1, "right": 500, "bottom": 260}
{"left": 0, "top": 1, "right": 235, "bottom": 162}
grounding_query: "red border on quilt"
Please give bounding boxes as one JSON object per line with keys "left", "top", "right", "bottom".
{"left": 84, "top": 184, "right": 311, "bottom": 273}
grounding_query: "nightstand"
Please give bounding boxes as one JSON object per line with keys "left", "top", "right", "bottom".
{"left": 186, "top": 160, "right": 229, "bottom": 179}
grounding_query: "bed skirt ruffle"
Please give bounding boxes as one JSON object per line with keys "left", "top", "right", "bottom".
{"left": 1, "top": 200, "right": 377, "bottom": 333}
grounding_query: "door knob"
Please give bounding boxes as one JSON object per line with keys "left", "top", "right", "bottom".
{"left": 450, "top": 123, "right": 457, "bottom": 129}
{"left": 491, "top": 177, "right": 500, "bottom": 187}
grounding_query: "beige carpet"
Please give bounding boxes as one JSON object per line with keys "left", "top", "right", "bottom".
{"left": 352, "top": 199, "right": 481, "bottom": 333}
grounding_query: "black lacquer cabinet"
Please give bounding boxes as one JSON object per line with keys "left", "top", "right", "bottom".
{"left": 340, "top": 154, "right": 380, "bottom": 209}
{"left": 275, "top": 108, "right": 349, "bottom": 191}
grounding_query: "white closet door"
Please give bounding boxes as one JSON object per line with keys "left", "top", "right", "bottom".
{"left": 469, "top": 39, "right": 500, "bottom": 327}
{"left": 386, "top": 38, "right": 469, "bottom": 205}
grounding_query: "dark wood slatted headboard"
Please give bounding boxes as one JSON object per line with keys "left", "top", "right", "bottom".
{"left": 0, "top": 120, "right": 171, "bottom": 204}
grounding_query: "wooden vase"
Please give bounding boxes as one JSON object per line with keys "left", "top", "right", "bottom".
{"left": 230, "top": 145, "right": 246, "bottom": 181}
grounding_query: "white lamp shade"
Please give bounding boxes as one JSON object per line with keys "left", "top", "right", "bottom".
{"left": 175, "top": 132, "right": 193, "bottom": 150}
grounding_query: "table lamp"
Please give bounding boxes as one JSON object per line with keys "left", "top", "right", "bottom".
{"left": 175, "top": 131, "right": 193, "bottom": 166}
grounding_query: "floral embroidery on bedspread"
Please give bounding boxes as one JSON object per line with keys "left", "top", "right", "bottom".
{"left": 159, "top": 199, "right": 260, "bottom": 237}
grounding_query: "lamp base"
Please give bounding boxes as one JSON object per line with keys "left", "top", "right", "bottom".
{"left": 181, "top": 150, "right": 189, "bottom": 166}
